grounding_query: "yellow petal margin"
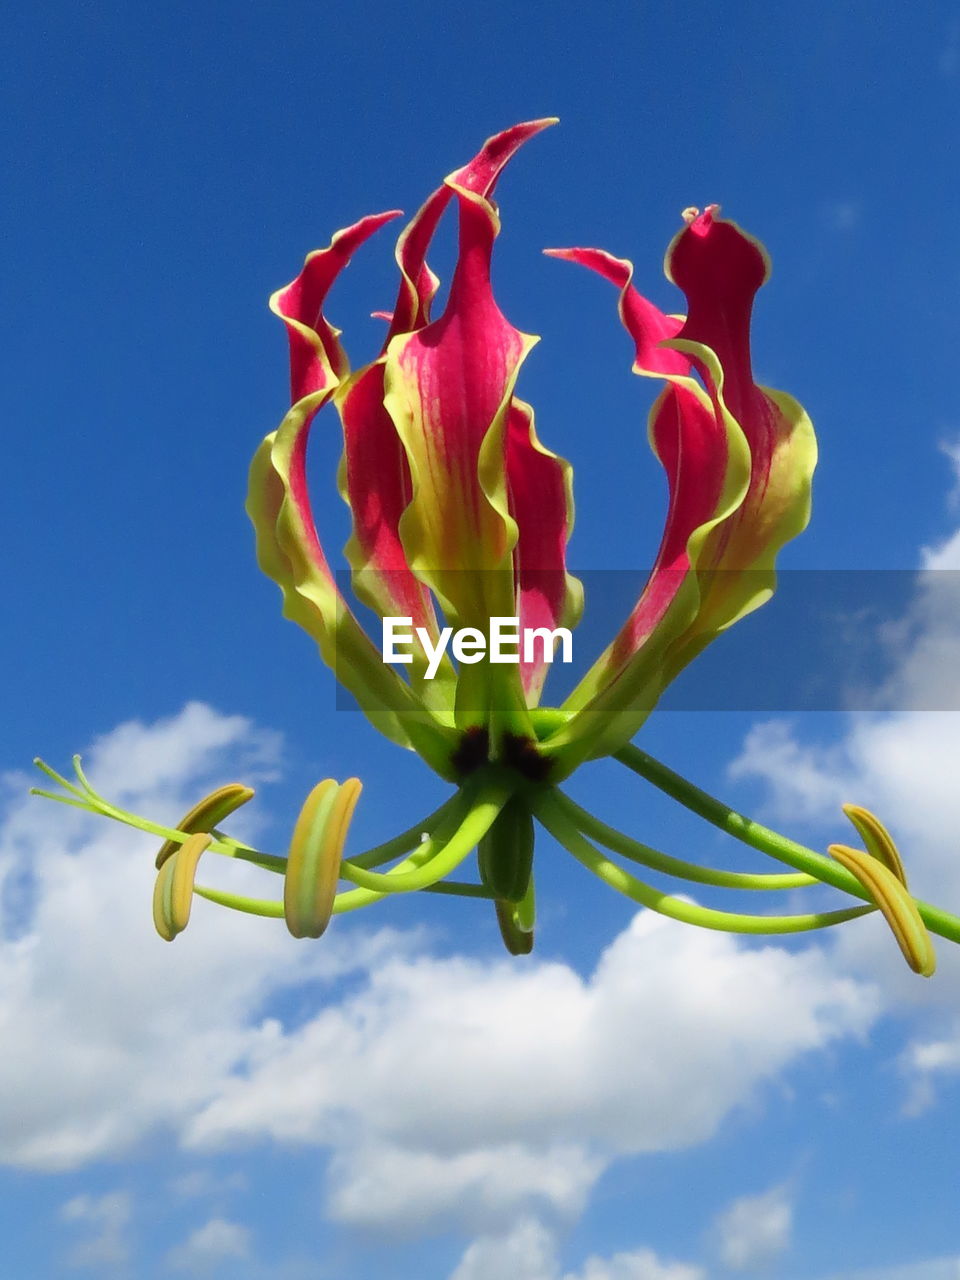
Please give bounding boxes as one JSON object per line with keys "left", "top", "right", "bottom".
{"left": 248, "top": 396, "right": 458, "bottom": 777}
{"left": 549, "top": 355, "right": 752, "bottom": 770}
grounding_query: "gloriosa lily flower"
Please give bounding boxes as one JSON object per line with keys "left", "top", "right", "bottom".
{"left": 33, "top": 121, "right": 960, "bottom": 974}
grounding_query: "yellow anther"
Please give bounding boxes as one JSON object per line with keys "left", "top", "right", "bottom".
{"left": 156, "top": 783, "right": 254, "bottom": 868}
{"left": 829, "top": 842, "right": 936, "bottom": 977}
{"left": 153, "top": 832, "right": 213, "bottom": 942}
{"left": 284, "top": 778, "right": 362, "bottom": 939}
{"left": 842, "top": 804, "right": 907, "bottom": 885}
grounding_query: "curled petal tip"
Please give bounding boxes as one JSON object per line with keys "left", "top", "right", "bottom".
{"left": 542, "top": 247, "right": 598, "bottom": 270}
{"left": 541, "top": 246, "right": 633, "bottom": 290}
{"left": 360, "top": 208, "right": 404, "bottom": 228}
{"left": 505, "top": 116, "right": 558, "bottom": 135}
{"left": 680, "top": 204, "right": 721, "bottom": 234}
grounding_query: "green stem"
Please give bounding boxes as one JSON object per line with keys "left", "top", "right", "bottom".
{"left": 231, "top": 795, "right": 486, "bottom": 917}
{"left": 421, "top": 880, "right": 498, "bottom": 900}
{"left": 339, "top": 771, "right": 517, "bottom": 894}
{"left": 32, "top": 759, "right": 462, "bottom": 881}
{"left": 345, "top": 794, "right": 464, "bottom": 868}
{"left": 330, "top": 837, "right": 441, "bottom": 913}
{"left": 193, "top": 886, "right": 285, "bottom": 917}
{"left": 534, "top": 791, "right": 874, "bottom": 935}
{"left": 30, "top": 787, "right": 276, "bottom": 867}
{"left": 193, "top": 873, "right": 497, "bottom": 921}
{"left": 614, "top": 744, "right": 960, "bottom": 946}
{"left": 555, "top": 791, "right": 815, "bottom": 890}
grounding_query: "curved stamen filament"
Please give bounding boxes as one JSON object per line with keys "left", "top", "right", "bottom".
{"left": 31, "top": 756, "right": 465, "bottom": 880}
{"left": 614, "top": 744, "right": 960, "bottom": 946}
{"left": 31, "top": 781, "right": 259, "bottom": 864}
{"left": 554, "top": 791, "right": 816, "bottom": 890}
{"left": 339, "top": 773, "right": 517, "bottom": 894}
{"left": 193, "top": 886, "right": 285, "bottom": 918}
{"left": 534, "top": 792, "right": 875, "bottom": 935}
{"left": 32, "top": 758, "right": 88, "bottom": 801}
{"left": 192, "top": 791, "right": 485, "bottom": 920}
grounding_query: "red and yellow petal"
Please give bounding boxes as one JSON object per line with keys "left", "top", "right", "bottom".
{"left": 247, "top": 394, "right": 455, "bottom": 761}
{"left": 384, "top": 118, "right": 558, "bottom": 346}
{"left": 541, "top": 248, "right": 750, "bottom": 764}
{"left": 331, "top": 123, "right": 562, "bottom": 720}
{"left": 382, "top": 126, "right": 554, "bottom": 736}
{"left": 658, "top": 208, "right": 816, "bottom": 677}
{"left": 542, "top": 211, "right": 815, "bottom": 769}
{"left": 505, "top": 399, "right": 582, "bottom": 705}
{"left": 335, "top": 363, "right": 455, "bottom": 710}
{"left": 271, "top": 211, "right": 401, "bottom": 401}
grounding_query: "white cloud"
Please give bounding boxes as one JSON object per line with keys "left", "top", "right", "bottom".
{"left": 168, "top": 1169, "right": 248, "bottom": 1200}
{"left": 565, "top": 1250, "right": 705, "bottom": 1280}
{"left": 820, "top": 1258, "right": 960, "bottom": 1280}
{"left": 326, "top": 1141, "right": 603, "bottom": 1234}
{"left": 450, "top": 1217, "right": 559, "bottom": 1280}
{"left": 447, "top": 1219, "right": 704, "bottom": 1280}
{"left": 925, "top": 526, "right": 960, "bottom": 573}
{"left": 728, "top": 495, "right": 960, "bottom": 1098}
{"left": 935, "top": 438, "right": 960, "bottom": 513}
{"left": 0, "top": 704, "right": 377, "bottom": 1171}
{"left": 712, "top": 1182, "right": 792, "bottom": 1270}
{"left": 60, "top": 1190, "right": 132, "bottom": 1268}
{"left": 900, "top": 1031, "right": 960, "bottom": 1116}
{"left": 729, "top": 721, "right": 851, "bottom": 820}
{"left": 184, "top": 911, "right": 875, "bottom": 1232}
{"left": 166, "top": 1217, "right": 251, "bottom": 1272}
{"left": 5, "top": 704, "right": 876, "bottom": 1238}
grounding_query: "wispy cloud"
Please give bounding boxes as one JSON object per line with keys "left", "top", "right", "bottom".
{"left": 60, "top": 1190, "right": 132, "bottom": 1269}
{"left": 182, "top": 909, "right": 874, "bottom": 1234}
{"left": 166, "top": 1217, "right": 251, "bottom": 1273}
{"left": 447, "top": 1218, "right": 704, "bottom": 1280}
{"left": 4, "top": 705, "right": 876, "bottom": 1245}
{"left": 820, "top": 1257, "right": 960, "bottom": 1280}
{"left": 729, "top": 466, "right": 960, "bottom": 1096}
{"left": 711, "top": 1182, "right": 793, "bottom": 1271}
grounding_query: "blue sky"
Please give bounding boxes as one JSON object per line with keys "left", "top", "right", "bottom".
{"left": 4, "top": 1, "right": 960, "bottom": 1277}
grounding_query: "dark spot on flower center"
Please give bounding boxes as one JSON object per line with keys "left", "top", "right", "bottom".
{"left": 450, "top": 726, "right": 490, "bottom": 776}
{"left": 502, "top": 734, "right": 554, "bottom": 782}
